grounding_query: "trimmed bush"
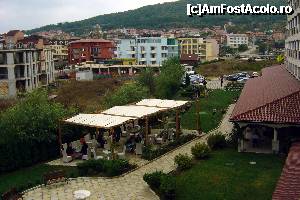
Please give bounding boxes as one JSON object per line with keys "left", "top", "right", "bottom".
{"left": 143, "top": 171, "right": 176, "bottom": 200}
{"left": 77, "top": 159, "right": 134, "bottom": 177}
{"left": 174, "top": 153, "right": 192, "bottom": 171}
{"left": 207, "top": 132, "right": 227, "bottom": 150}
{"left": 160, "top": 175, "right": 176, "bottom": 200}
{"left": 143, "top": 171, "right": 166, "bottom": 189}
{"left": 191, "top": 142, "right": 210, "bottom": 159}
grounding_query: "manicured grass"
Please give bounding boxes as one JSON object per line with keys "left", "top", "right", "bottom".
{"left": 175, "top": 149, "right": 285, "bottom": 200}
{"left": 0, "top": 164, "right": 78, "bottom": 195}
{"left": 181, "top": 90, "right": 240, "bottom": 132}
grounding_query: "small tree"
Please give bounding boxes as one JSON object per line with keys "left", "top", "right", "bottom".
{"left": 104, "top": 82, "right": 149, "bottom": 108}
{"left": 155, "top": 57, "right": 184, "bottom": 99}
{"left": 137, "top": 68, "right": 156, "bottom": 95}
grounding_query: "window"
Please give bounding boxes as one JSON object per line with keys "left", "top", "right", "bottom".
{"left": 0, "top": 67, "right": 8, "bottom": 80}
{"left": 151, "top": 46, "right": 156, "bottom": 51}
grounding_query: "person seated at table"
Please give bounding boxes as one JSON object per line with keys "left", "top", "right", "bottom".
{"left": 125, "top": 136, "right": 135, "bottom": 153}
{"left": 97, "top": 133, "right": 106, "bottom": 148}
{"left": 80, "top": 138, "right": 88, "bottom": 155}
{"left": 115, "top": 126, "right": 122, "bottom": 142}
{"left": 66, "top": 143, "right": 82, "bottom": 159}
{"left": 135, "top": 134, "right": 142, "bottom": 143}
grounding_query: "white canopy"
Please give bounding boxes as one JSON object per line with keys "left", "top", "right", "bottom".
{"left": 64, "top": 113, "right": 135, "bottom": 128}
{"left": 136, "top": 99, "right": 189, "bottom": 108}
{"left": 101, "top": 105, "right": 164, "bottom": 118}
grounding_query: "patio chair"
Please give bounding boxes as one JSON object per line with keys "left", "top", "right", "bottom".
{"left": 117, "top": 146, "right": 126, "bottom": 159}
{"left": 120, "top": 125, "right": 127, "bottom": 137}
{"left": 135, "top": 143, "right": 143, "bottom": 155}
{"left": 61, "top": 148, "right": 72, "bottom": 163}
{"left": 91, "top": 148, "right": 104, "bottom": 160}
{"left": 84, "top": 133, "right": 91, "bottom": 142}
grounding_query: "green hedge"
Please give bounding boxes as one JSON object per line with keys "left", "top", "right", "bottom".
{"left": 77, "top": 159, "right": 135, "bottom": 177}
{"left": 0, "top": 138, "right": 59, "bottom": 173}
{"left": 142, "top": 134, "right": 197, "bottom": 160}
{"left": 143, "top": 171, "right": 176, "bottom": 199}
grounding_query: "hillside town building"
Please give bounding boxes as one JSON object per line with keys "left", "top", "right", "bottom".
{"left": 0, "top": 31, "right": 54, "bottom": 98}
{"left": 116, "top": 37, "right": 178, "bottom": 65}
{"left": 177, "top": 37, "right": 219, "bottom": 62}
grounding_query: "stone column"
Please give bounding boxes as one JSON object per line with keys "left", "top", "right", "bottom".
{"left": 272, "top": 128, "right": 279, "bottom": 154}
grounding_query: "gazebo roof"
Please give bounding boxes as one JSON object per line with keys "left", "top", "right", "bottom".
{"left": 64, "top": 99, "right": 189, "bottom": 129}
{"left": 136, "top": 99, "right": 189, "bottom": 108}
{"left": 64, "top": 114, "right": 135, "bottom": 128}
{"left": 101, "top": 105, "right": 164, "bottom": 118}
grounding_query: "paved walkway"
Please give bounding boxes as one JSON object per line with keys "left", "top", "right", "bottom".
{"left": 23, "top": 105, "right": 235, "bottom": 200}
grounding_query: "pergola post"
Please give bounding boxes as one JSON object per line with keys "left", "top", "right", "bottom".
{"left": 58, "top": 120, "right": 62, "bottom": 156}
{"left": 272, "top": 128, "right": 279, "bottom": 154}
{"left": 196, "top": 97, "right": 201, "bottom": 135}
{"left": 145, "top": 117, "right": 149, "bottom": 145}
{"left": 176, "top": 109, "right": 180, "bottom": 139}
{"left": 110, "top": 128, "right": 116, "bottom": 160}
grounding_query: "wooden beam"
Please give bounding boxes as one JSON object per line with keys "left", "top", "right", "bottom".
{"left": 145, "top": 117, "right": 149, "bottom": 145}
{"left": 58, "top": 121, "right": 62, "bottom": 156}
{"left": 110, "top": 128, "right": 115, "bottom": 160}
{"left": 196, "top": 97, "right": 201, "bottom": 135}
{"left": 176, "top": 109, "right": 180, "bottom": 139}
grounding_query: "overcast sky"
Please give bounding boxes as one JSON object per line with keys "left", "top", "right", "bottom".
{"left": 0, "top": 0, "right": 177, "bottom": 33}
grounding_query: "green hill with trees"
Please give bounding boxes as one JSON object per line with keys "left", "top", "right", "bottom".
{"left": 28, "top": 0, "right": 286, "bottom": 35}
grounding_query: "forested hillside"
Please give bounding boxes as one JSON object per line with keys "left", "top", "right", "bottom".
{"left": 28, "top": 0, "right": 287, "bottom": 35}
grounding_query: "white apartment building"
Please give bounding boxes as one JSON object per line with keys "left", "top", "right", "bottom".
{"left": 116, "top": 37, "right": 179, "bottom": 65}
{"left": 285, "top": 0, "right": 300, "bottom": 80}
{"left": 226, "top": 34, "right": 249, "bottom": 48}
{"left": 0, "top": 33, "right": 55, "bottom": 98}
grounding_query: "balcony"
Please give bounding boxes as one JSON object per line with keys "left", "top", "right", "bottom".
{"left": 127, "top": 50, "right": 136, "bottom": 54}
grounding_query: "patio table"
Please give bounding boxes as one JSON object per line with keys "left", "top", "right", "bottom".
{"left": 74, "top": 189, "right": 91, "bottom": 200}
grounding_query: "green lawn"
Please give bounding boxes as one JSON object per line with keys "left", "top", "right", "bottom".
{"left": 0, "top": 164, "right": 78, "bottom": 195}
{"left": 176, "top": 149, "right": 284, "bottom": 200}
{"left": 181, "top": 90, "right": 240, "bottom": 132}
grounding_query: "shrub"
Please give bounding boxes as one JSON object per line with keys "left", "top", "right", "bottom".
{"left": 174, "top": 153, "right": 192, "bottom": 170}
{"left": 141, "top": 134, "right": 197, "bottom": 160}
{"left": 143, "top": 171, "right": 166, "bottom": 189}
{"left": 77, "top": 159, "right": 132, "bottom": 177}
{"left": 160, "top": 175, "right": 176, "bottom": 200}
{"left": 143, "top": 171, "right": 176, "bottom": 200}
{"left": 207, "top": 132, "right": 227, "bottom": 150}
{"left": 191, "top": 142, "right": 210, "bottom": 159}
{"left": 0, "top": 90, "right": 75, "bottom": 173}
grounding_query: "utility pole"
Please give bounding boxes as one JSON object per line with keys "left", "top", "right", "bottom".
{"left": 195, "top": 86, "right": 201, "bottom": 135}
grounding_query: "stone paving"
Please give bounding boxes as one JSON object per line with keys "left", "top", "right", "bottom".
{"left": 23, "top": 105, "right": 236, "bottom": 200}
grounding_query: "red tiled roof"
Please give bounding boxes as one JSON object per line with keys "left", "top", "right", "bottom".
{"left": 69, "top": 39, "right": 113, "bottom": 44}
{"left": 273, "top": 142, "right": 300, "bottom": 200}
{"left": 230, "top": 65, "right": 300, "bottom": 124}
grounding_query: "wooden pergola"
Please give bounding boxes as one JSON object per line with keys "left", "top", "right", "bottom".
{"left": 58, "top": 99, "right": 189, "bottom": 158}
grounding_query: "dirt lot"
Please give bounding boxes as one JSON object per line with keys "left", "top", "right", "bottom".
{"left": 197, "top": 59, "right": 278, "bottom": 77}
{"left": 52, "top": 78, "right": 123, "bottom": 113}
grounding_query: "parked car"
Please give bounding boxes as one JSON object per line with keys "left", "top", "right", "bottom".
{"left": 226, "top": 72, "right": 250, "bottom": 81}
{"left": 251, "top": 72, "right": 260, "bottom": 78}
